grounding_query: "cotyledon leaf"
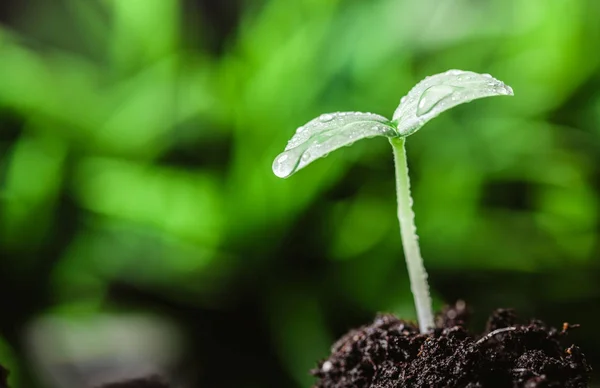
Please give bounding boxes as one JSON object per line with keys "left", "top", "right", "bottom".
{"left": 392, "top": 69, "right": 514, "bottom": 137}
{"left": 272, "top": 112, "right": 397, "bottom": 178}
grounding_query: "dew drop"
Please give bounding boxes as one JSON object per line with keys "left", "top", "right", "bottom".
{"left": 416, "top": 84, "right": 456, "bottom": 116}
{"left": 320, "top": 113, "right": 334, "bottom": 122}
{"left": 497, "top": 85, "right": 512, "bottom": 95}
{"left": 272, "top": 149, "right": 301, "bottom": 178}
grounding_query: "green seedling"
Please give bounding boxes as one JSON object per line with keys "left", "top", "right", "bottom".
{"left": 272, "top": 70, "right": 514, "bottom": 333}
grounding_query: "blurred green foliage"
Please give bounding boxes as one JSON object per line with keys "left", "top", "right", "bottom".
{"left": 1, "top": 0, "right": 600, "bottom": 387}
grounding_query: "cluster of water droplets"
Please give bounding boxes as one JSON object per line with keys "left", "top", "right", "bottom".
{"left": 272, "top": 111, "right": 397, "bottom": 178}
{"left": 392, "top": 69, "right": 514, "bottom": 137}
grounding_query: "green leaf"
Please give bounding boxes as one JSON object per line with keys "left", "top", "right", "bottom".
{"left": 392, "top": 70, "right": 514, "bottom": 137}
{"left": 272, "top": 112, "right": 396, "bottom": 178}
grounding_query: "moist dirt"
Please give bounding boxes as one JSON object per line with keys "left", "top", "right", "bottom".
{"left": 312, "top": 303, "right": 591, "bottom": 387}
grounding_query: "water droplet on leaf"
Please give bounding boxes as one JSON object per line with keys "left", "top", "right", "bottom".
{"left": 320, "top": 114, "right": 334, "bottom": 122}
{"left": 416, "top": 85, "right": 456, "bottom": 116}
{"left": 497, "top": 86, "right": 511, "bottom": 95}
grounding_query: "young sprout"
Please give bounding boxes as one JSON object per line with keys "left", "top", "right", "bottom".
{"left": 272, "top": 70, "right": 514, "bottom": 333}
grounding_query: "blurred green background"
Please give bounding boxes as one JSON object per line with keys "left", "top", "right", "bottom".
{"left": 1, "top": 0, "right": 599, "bottom": 387}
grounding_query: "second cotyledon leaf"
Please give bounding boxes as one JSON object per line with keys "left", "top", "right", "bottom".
{"left": 392, "top": 69, "right": 514, "bottom": 137}
{"left": 272, "top": 70, "right": 513, "bottom": 179}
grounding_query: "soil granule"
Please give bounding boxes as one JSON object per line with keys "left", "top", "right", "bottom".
{"left": 312, "top": 303, "right": 591, "bottom": 387}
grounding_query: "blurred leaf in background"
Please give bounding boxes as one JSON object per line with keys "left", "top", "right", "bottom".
{"left": 0, "top": 0, "right": 599, "bottom": 387}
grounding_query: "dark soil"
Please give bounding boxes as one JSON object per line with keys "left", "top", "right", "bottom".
{"left": 312, "top": 302, "right": 592, "bottom": 387}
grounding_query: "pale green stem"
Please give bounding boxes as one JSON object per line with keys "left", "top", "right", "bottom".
{"left": 390, "top": 137, "right": 434, "bottom": 333}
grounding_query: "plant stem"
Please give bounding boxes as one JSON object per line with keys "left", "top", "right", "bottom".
{"left": 390, "top": 137, "right": 434, "bottom": 333}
